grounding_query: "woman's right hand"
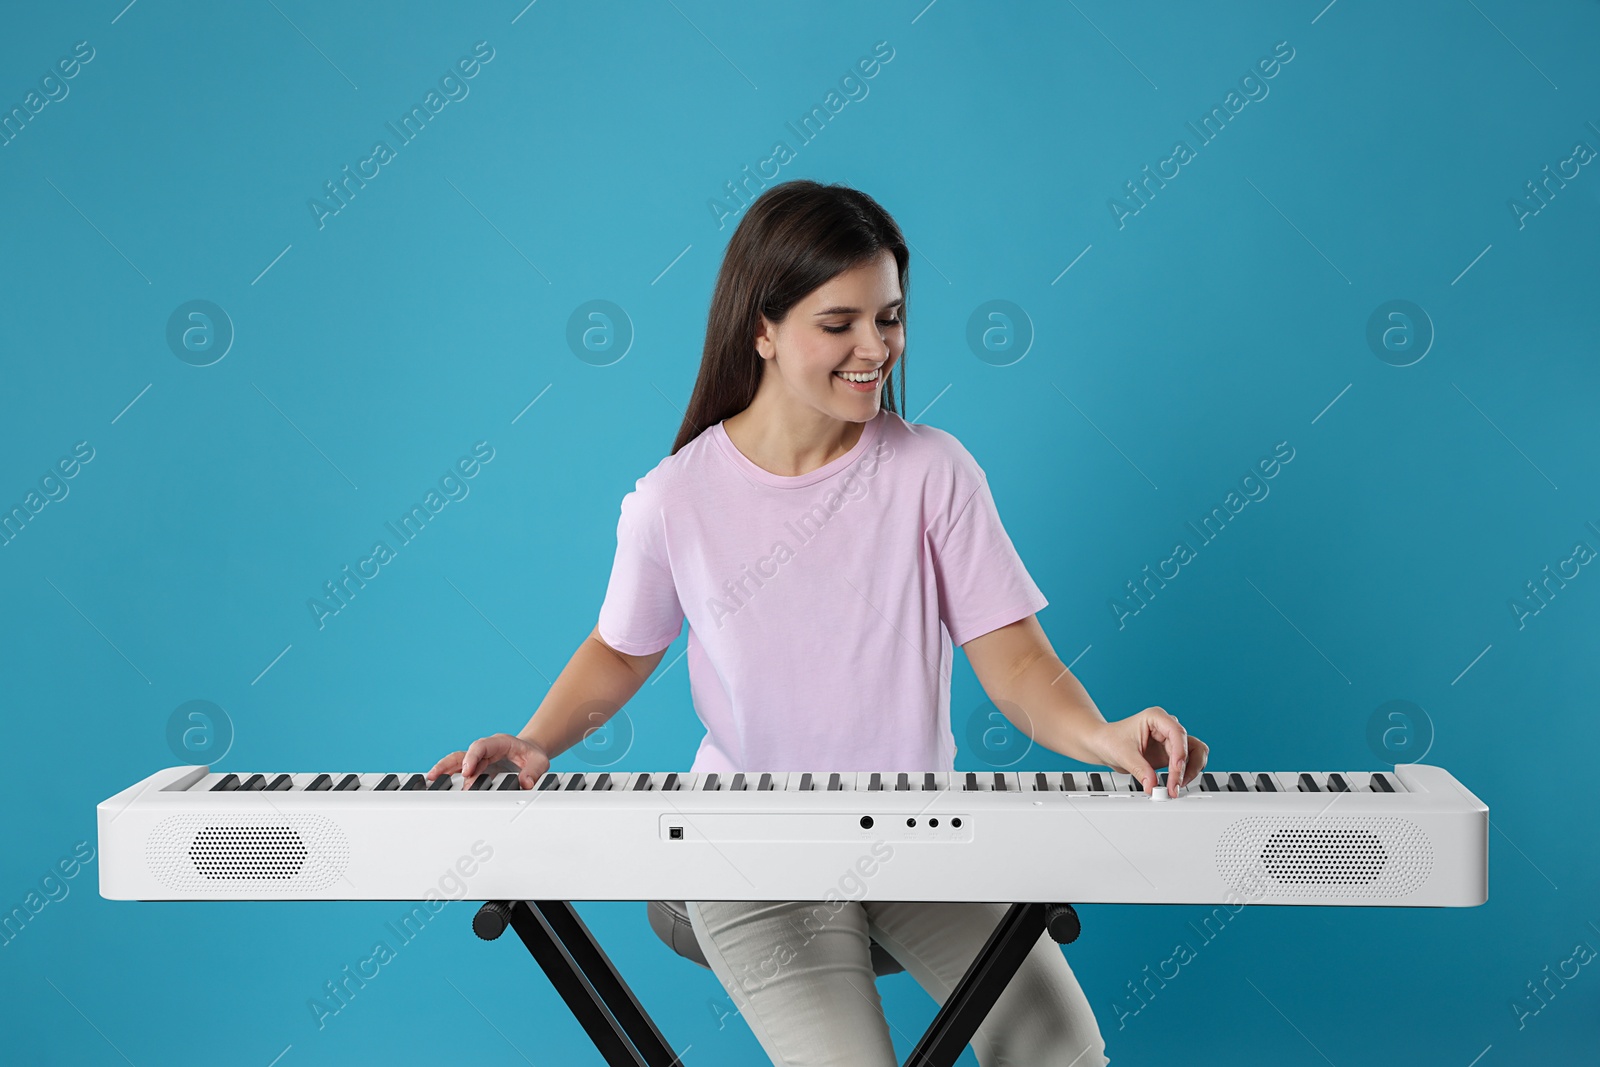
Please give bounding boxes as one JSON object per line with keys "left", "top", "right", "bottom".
{"left": 427, "top": 733, "right": 552, "bottom": 790}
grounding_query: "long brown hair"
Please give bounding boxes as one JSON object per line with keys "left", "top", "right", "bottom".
{"left": 671, "top": 180, "right": 910, "bottom": 455}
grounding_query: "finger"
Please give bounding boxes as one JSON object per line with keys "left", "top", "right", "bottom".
{"left": 1147, "top": 710, "right": 1188, "bottom": 797}
{"left": 1183, "top": 737, "right": 1209, "bottom": 785}
{"left": 461, "top": 737, "right": 494, "bottom": 780}
{"left": 1122, "top": 749, "right": 1158, "bottom": 795}
{"left": 427, "top": 752, "right": 464, "bottom": 781}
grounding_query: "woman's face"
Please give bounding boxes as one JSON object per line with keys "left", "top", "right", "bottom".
{"left": 755, "top": 250, "right": 904, "bottom": 423}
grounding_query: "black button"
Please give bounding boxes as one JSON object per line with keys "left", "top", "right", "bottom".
{"left": 307, "top": 774, "right": 332, "bottom": 791}
{"left": 211, "top": 774, "right": 239, "bottom": 791}
{"left": 376, "top": 774, "right": 400, "bottom": 791}
{"left": 334, "top": 774, "right": 360, "bottom": 791}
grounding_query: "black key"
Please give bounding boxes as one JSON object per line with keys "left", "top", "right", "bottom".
{"left": 266, "top": 774, "right": 292, "bottom": 791}
{"left": 334, "top": 774, "right": 360, "bottom": 791}
{"left": 800, "top": 772, "right": 814, "bottom": 791}
{"left": 703, "top": 773, "right": 719, "bottom": 791}
{"left": 1088, "top": 773, "right": 1105, "bottom": 791}
{"left": 1370, "top": 773, "right": 1394, "bottom": 793}
{"left": 429, "top": 773, "right": 453, "bottom": 790}
{"left": 1128, "top": 776, "right": 1141, "bottom": 792}
{"left": 895, "top": 772, "right": 909, "bottom": 791}
{"left": 376, "top": 774, "right": 400, "bottom": 791}
{"left": 403, "top": 774, "right": 427, "bottom": 791}
{"left": 633, "top": 773, "right": 652, "bottom": 791}
{"left": 537, "top": 773, "right": 560, "bottom": 790}
{"left": 240, "top": 774, "right": 266, "bottom": 791}
{"left": 1033, "top": 772, "right": 1047, "bottom": 791}
{"left": 1328, "top": 773, "right": 1348, "bottom": 792}
{"left": 594, "top": 773, "right": 612, "bottom": 791}
{"left": 731, "top": 773, "right": 746, "bottom": 791}
{"left": 1297, "top": 773, "right": 1320, "bottom": 792}
{"left": 869, "top": 772, "right": 882, "bottom": 791}
{"left": 828, "top": 772, "right": 842, "bottom": 791}
{"left": 993, "top": 772, "right": 1007, "bottom": 791}
{"left": 964, "top": 772, "right": 978, "bottom": 791}
{"left": 211, "top": 774, "right": 240, "bottom": 791}
{"left": 923, "top": 772, "right": 937, "bottom": 791}
{"left": 307, "top": 774, "right": 333, "bottom": 791}
{"left": 498, "top": 774, "right": 521, "bottom": 790}
{"left": 1226, "top": 772, "right": 1247, "bottom": 792}
{"left": 1201, "top": 772, "right": 1218, "bottom": 792}
{"left": 663, "top": 773, "right": 680, "bottom": 791}
{"left": 1061, "top": 772, "right": 1077, "bottom": 791}
{"left": 470, "top": 774, "right": 493, "bottom": 790}
{"left": 1254, "top": 773, "right": 1277, "bottom": 792}
{"left": 565, "top": 773, "right": 587, "bottom": 790}
{"left": 757, "top": 773, "right": 772, "bottom": 791}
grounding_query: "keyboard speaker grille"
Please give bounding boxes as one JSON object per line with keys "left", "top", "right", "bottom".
{"left": 146, "top": 815, "right": 350, "bottom": 892}
{"left": 1215, "top": 816, "right": 1433, "bottom": 900}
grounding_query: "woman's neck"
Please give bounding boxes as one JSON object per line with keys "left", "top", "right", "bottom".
{"left": 723, "top": 400, "right": 868, "bottom": 478}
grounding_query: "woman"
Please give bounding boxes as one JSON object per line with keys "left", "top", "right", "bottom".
{"left": 429, "top": 179, "right": 1207, "bottom": 1066}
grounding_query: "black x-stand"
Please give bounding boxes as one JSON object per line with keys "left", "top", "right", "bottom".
{"left": 473, "top": 899, "right": 1082, "bottom": 1067}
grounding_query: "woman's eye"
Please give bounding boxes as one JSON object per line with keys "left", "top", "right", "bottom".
{"left": 822, "top": 318, "right": 901, "bottom": 334}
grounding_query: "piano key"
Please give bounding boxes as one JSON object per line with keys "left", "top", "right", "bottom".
{"left": 828, "top": 772, "right": 842, "bottom": 791}
{"left": 565, "top": 773, "right": 587, "bottom": 791}
{"left": 1201, "top": 772, "right": 1218, "bottom": 792}
{"left": 799, "top": 772, "right": 815, "bottom": 791}
{"left": 702, "top": 773, "right": 719, "bottom": 791}
{"left": 964, "top": 772, "right": 979, "bottom": 791}
{"left": 1297, "top": 773, "right": 1321, "bottom": 792}
{"left": 869, "top": 772, "right": 883, "bottom": 791}
{"left": 1034, "top": 772, "right": 1050, "bottom": 791}
{"left": 992, "top": 772, "right": 1007, "bottom": 791}
{"left": 731, "top": 773, "right": 746, "bottom": 791}
{"left": 334, "top": 774, "right": 360, "bottom": 791}
{"left": 266, "top": 774, "right": 292, "bottom": 791}
{"left": 429, "top": 773, "right": 453, "bottom": 791}
{"left": 1226, "top": 772, "right": 1247, "bottom": 792}
{"left": 629, "top": 772, "right": 650, "bottom": 791}
{"left": 498, "top": 773, "right": 522, "bottom": 790}
{"left": 594, "top": 773, "right": 612, "bottom": 791}
{"left": 1060, "top": 772, "right": 1077, "bottom": 791}
{"left": 758, "top": 772, "right": 772, "bottom": 791}
{"left": 240, "top": 774, "right": 266, "bottom": 791}
{"left": 375, "top": 773, "right": 400, "bottom": 791}
{"left": 1158, "top": 771, "right": 1168, "bottom": 787}
{"left": 307, "top": 774, "right": 333, "bottom": 791}
{"left": 403, "top": 774, "right": 427, "bottom": 791}
{"left": 1371, "top": 772, "right": 1394, "bottom": 793}
{"left": 1088, "top": 772, "right": 1106, "bottom": 792}
{"left": 1254, "top": 773, "right": 1277, "bottom": 792}
{"left": 1328, "top": 773, "right": 1348, "bottom": 792}
{"left": 663, "top": 772, "right": 680, "bottom": 791}
{"left": 534, "top": 773, "right": 557, "bottom": 790}
{"left": 470, "top": 774, "right": 494, "bottom": 790}
{"left": 923, "top": 772, "right": 937, "bottom": 791}
{"left": 896, "top": 772, "right": 910, "bottom": 791}
{"left": 211, "top": 774, "right": 240, "bottom": 791}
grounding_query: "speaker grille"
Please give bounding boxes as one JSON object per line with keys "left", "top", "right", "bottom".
{"left": 1216, "top": 816, "right": 1432, "bottom": 900}
{"left": 146, "top": 814, "right": 349, "bottom": 892}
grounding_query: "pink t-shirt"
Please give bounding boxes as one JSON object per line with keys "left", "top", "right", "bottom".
{"left": 596, "top": 409, "right": 1047, "bottom": 773}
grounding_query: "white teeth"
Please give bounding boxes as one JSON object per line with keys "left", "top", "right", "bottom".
{"left": 835, "top": 369, "right": 879, "bottom": 382}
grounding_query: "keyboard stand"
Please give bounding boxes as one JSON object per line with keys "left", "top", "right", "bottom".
{"left": 473, "top": 898, "right": 1083, "bottom": 1067}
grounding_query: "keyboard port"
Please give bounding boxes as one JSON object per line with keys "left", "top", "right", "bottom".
{"left": 669, "top": 826, "right": 683, "bottom": 840}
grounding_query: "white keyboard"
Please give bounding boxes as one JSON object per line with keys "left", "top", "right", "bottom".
{"left": 97, "top": 763, "right": 1487, "bottom": 907}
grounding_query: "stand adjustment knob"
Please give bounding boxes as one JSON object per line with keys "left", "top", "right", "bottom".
{"left": 474, "top": 900, "right": 514, "bottom": 941}
{"left": 1045, "top": 903, "right": 1080, "bottom": 945}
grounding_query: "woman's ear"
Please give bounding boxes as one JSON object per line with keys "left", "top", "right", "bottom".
{"left": 753, "top": 314, "right": 777, "bottom": 361}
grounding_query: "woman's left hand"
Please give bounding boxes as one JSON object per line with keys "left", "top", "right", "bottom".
{"left": 1083, "top": 706, "right": 1208, "bottom": 798}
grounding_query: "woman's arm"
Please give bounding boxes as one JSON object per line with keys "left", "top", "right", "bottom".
{"left": 961, "top": 615, "right": 1207, "bottom": 797}
{"left": 428, "top": 626, "right": 670, "bottom": 786}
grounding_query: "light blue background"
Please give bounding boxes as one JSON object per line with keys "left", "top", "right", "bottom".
{"left": 2, "top": 1, "right": 1596, "bottom": 1064}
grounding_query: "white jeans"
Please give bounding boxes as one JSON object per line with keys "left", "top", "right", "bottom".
{"left": 686, "top": 898, "right": 1110, "bottom": 1067}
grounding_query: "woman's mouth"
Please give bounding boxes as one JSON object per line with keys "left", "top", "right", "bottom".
{"left": 833, "top": 368, "right": 880, "bottom": 392}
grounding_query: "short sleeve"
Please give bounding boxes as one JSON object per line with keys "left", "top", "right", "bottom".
{"left": 596, "top": 489, "right": 685, "bottom": 656}
{"left": 931, "top": 468, "right": 1048, "bottom": 647}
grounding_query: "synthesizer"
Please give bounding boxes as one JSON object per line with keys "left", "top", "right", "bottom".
{"left": 98, "top": 763, "right": 1487, "bottom": 907}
